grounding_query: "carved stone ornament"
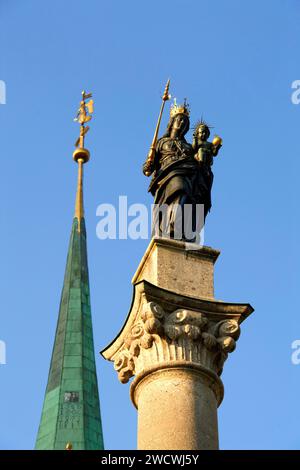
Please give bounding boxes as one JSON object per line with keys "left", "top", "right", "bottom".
{"left": 113, "top": 301, "right": 240, "bottom": 384}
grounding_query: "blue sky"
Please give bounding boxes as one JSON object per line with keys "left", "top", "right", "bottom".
{"left": 0, "top": 0, "right": 299, "bottom": 450}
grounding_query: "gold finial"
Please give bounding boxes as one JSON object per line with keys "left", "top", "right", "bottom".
{"left": 73, "top": 90, "right": 94, "bottom": 163}
{"left": 73, "top": 91, "right": 94, "bottom": 231}
{"left": 65, "top": 442, "right": 73, "bottom": 450}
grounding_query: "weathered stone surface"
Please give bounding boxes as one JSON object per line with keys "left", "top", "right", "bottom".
{"left": 132, "top": 237, "right": 220, "bottom": 300}
{"left": 102, "top": 238, "right": 253, "bottom": 450}
{"left": 134, "top": 368, "right": 219, "bottom": 450}
{"left": 113, "top": 298, "right": 241, "bottom": 387}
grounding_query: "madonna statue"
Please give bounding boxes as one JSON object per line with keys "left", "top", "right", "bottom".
{"left": 143, "top": 99, "right": 222, "bottom": 242}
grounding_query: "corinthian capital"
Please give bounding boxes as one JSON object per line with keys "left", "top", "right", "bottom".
{"left": 113, "top": 300, "right": 241, "bottom": 387}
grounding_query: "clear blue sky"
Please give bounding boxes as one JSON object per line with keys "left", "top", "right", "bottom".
{"left": 0, "top": 0, "right": 299, "bottom": 450}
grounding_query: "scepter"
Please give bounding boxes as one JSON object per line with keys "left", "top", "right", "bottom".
{"left": 143, "top": 79, "right": 171, "bottom": 176}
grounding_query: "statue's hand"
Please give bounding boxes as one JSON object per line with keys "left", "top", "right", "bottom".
{"left": 212, "top": 145, "right": 221, "bottom": 157}
{"left": 143, "top": 147, "right": 156, "bottom": 176}
{"left": 194, "top": 148, "right": 207, "bottom": 164}
{"left": 143, "top": 159, "right": 154, "bottom": 177}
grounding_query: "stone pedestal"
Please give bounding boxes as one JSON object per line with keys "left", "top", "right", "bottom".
{"left": 132, "top": 237, "right": 220, "bottom": 300}
{"left": 101, "top": 238, "right": 253, "bottom": 450}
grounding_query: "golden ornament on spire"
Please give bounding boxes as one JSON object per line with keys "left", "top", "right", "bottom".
{"left": 72, "top": 90, "right": 94, "bottom": 232}
{"left": 73, "top": 90, "right": 94, "bottom": 163}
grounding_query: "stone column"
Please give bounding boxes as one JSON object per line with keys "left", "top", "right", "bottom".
{"left": 101, "top": 238, "right": 253, "bottom": 450}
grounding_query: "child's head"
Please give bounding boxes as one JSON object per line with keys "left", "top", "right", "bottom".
{"left": 193, "top": 121, "right": 211, "bottom": 142}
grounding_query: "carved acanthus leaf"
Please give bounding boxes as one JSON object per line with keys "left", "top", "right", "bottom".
{"left": 113, "top": 303, "right": 241, "bottom": 383}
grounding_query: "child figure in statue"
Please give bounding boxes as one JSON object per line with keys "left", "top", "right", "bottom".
{"left": 191, "top": 122, "right": 222, "bottom": 226}
{"left": 192, "top": 121, "right": 222, "bottom": 167}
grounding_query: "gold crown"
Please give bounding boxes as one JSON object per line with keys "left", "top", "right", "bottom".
{"left": 170, "top": 98, "right": 190, "bottom": 118}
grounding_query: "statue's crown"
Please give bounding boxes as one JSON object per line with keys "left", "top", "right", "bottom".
{"left": 170, "top": 98, "right": 190, "bottom": 118}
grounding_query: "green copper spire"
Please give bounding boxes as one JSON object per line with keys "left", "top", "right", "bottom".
{"left": 35, "top": 92, "right": 104, "bottom": 450}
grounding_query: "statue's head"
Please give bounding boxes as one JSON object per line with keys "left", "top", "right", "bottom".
{"left": 169, "top": 113, "right": 190, "bottom": 137}
{"left": 193, "top": 121, "right": 211, "bottom": 142}
{"left": 165, "top": 99, "right": 190, "bottom": 138}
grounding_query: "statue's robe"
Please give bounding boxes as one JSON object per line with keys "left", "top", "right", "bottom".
{"left": 148, "top": 136, "right": 213, "bottom": 239}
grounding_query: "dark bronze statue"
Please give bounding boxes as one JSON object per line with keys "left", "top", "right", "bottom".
{"left": 143, "top": 88, "right": 222, "bottom": 242}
